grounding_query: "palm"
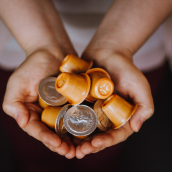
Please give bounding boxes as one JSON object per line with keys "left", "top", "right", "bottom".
{"left": 3, "top": 50, "right": 76, "bottom": 159}
{"left": 75, "top": 50, "right": 154, "bottom": 159}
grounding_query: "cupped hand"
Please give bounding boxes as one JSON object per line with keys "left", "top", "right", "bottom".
{"left": 2, "top": 49, "right": 75, "bottom": 159}
{"left": 75, "top": 48, "right": 154, "bottom": 159}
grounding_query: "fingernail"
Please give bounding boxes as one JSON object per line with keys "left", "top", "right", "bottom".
{"left": 15, "top": 114, "right": 23, "bottom": 127}
{"left": 136, "top": 119, "right": 144, "bottom": 132}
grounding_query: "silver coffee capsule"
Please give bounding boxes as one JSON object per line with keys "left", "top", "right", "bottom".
{"left": 55, "top": 104, "right": 72, "bottom": 138}
{"left": 63, "top": 105, "right": 98, "bottom": 137}
{"left": 38, "top": 77, "right": 68, "bottom": 109}
{"left": 94, "top": 100, "right": 112, "bottom": 131}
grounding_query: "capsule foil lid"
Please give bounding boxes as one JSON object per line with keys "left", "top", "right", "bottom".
{"left": 38, "top": 77, "right": 68, "bottom": 106}
{"left": 64, "top": 105, "right": 98, "bottom": 136}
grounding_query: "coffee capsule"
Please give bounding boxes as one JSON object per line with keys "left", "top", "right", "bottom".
{"left": 86, "top": 68, "right": 114, "bottom": 103}
{"left": 38, "top": 77, "right": 68, "bottom": 109}
{"left": 74, "top": 135, "right": 88, "bottom": 140}
{"left": 102, "top": 94, "right": 137, "bottom": 129}
{"left": 59, "top": 54, "right": 93, "bottom": 74}
{"left": 94, "top": 100, "right": 112, "bottom": 131}
{"left": 55, "top": 72, "right": 90, "bottom": 105}
{"left": 55, "top": 104, "right": 72, "bottom": 138}
{"left": 41, "top": 106, "right": 62, "bottom": 129}
{"left": 63, "top": 105, "right": 98, "bottom": 139}
{"left": 41, "top": 104, "right": 72, "bottom": 138}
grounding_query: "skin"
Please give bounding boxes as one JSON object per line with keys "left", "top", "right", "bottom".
{"left": 1, "top": 0, "right": 77, "bottom": 159}
{"left": 76, "top": 0, "right": 172, "bottom": 158}
{"left": 76, "top": 49, "right": 154, "bottom": 158}
{"left": 1, "top": 0, "right": 172, "bottom": 159}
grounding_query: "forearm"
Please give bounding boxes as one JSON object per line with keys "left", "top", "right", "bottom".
{"left": 86, "top": 0, "right": 172, "bottom": 56}
{"left": 0, "top": 0, "right": 75, "bottom": 59}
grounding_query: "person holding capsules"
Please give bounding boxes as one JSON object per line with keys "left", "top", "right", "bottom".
{"left": 1, "top": 0, "right": 172, "bottom": 160}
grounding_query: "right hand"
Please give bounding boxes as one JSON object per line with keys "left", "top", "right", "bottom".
{"left": 3, "top": 49, "right": 75, "bottom": 159}
{"left": 75, "top": 47, "right": 154, "bottom": 158}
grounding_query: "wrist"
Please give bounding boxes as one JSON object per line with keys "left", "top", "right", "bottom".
{"left": 82, "top": 41, "right": 133, "bottom": 67}
{"left": 26, "top": 43, "right": 77, "bottom": 63}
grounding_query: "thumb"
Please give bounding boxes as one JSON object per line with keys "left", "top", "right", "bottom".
{"left": 130, "top": 104, "right": 154, "bottom": 132}
{"left": 3, "top": 77, "right": 30, "bottom": 128}
{"left": 3, "top": 101, "right": 29, "bottom": 128}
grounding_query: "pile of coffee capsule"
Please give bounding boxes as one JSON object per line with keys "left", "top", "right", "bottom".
{"left": 38, "top": 55, "right": 137, "bottom": 139}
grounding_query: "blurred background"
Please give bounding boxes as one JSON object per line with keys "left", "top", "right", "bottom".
{"left": 0, "top": 1, "right": 172, "bottom": 171}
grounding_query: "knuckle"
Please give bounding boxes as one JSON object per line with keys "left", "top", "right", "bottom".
{"left": 2, "top": 102, "right": 11, "bottom": 115}
{"left": 49, "top": 147, "right": 57, "bottom": 153}
{"left": 96, "top": 137, "right": 104, "bottom": 147}
{"left": 149, "top": 106, "right": 155, "bottom": 116}
{"left": 44, "top": 144, "right": 56, "bottom": 152}
{"left": 59, "top": 149, "right": 68, "bottom": 156}
{"left": 146, "top": 106, "right": 155, "bottom": 118}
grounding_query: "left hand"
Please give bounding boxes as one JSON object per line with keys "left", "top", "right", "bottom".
{"left": 3, "top": 49, "right": 76, "bottom": 159}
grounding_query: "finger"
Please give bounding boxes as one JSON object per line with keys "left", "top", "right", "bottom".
{"left": 92, "top": 147, "right": 105, "bottom": 153}
{"left": 25, "top": 102, "right": 42, "bottom": 115}
{"left": 116, "top": 75, "right": 154, "bottom": 132}
{"left": 44, "top": 143, "right": 59, "bottom": 153}
{"left": 44, "top": 142, "right": 69, "bottom": 156}
{"left": 78, "top": 134, "right": 107, "bottom": 155}
{"left": 92, "top": 122, "right": 133, "bottom": 148}
{"left": 130, "top": 104, "right": 154, "bottom": 132}
{"left": 64, "top": 137, "right": 76, "bottom": 159}
{"left": 111, "top": 60, "right": 154, "bottom": 132}
{"left": 80, "top": 141, "right": 97, "bottom": 155}
{"left": 76, "top": 145, "right": 86, "bottom": 159}
{"left": 54, "top": 141, "right": 69, "bottom": 156}
{"left": 128, "top": 78, "right": 154, "bottom": 132}
{"left": 3, "top": 101, "right": 29, "bottom": 128}
{"left": 3, "top": 78, "right": 30, "bottom": 127}
{"left": 23, "top": 109, "right": 62, "bottom": 148}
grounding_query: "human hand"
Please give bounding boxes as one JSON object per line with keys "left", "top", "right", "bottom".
{"left": 2, "top": 49, "right": 75, "bottom": 159}
{"left": 75, "top": 47, "right": 154, "bottom": 159}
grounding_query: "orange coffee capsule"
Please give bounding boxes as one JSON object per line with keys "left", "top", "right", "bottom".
{"left": 94, "top": 100, "right": 112, "bottom": 131}
{"left": 59, "top": 54, "right": 93, "bottom": 74}
{"left": 41, "top": 105, "right": 72, "bottom": 138}
{"left": 41, "top": 106, "right": 62, "bottom": 129}
{"left": 86, "top": 68, "right": 114, "bottom": 102}
{"left": 39, "top": 96, "right": 49, "bottom": 109}
{"left": 102, "top": 94, "right": 137, "bottom": 129}
{"left": 74, "top": 135, "right": 88, "bottom": 140}
{"left": 55, "top": 72, "right": 90, "bottom": 105}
